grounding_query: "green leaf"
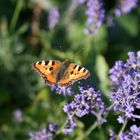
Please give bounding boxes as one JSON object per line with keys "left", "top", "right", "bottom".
{"left": 95, "top": 55, "right": 109, "bottom": 93}
{"left": 0, "top": 88, "right": 10, "bottom": 104}
{"left": 117, "top": 14, "right": 139, "bottom": 36}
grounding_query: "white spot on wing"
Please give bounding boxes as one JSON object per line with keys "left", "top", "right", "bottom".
{"left": 80, "top": 67, "right": 85, "bottom": 72}
{"left": 42, "top": 61, "right": 45, "bottom": 66}
{"left": 48, "top": 60, "right": 52, "bottom": 65}
{"left": 75, "top": 65, "right": 79, "bottom": 70}
{"left": 36, "top": 61, "right": 39, "bottom": 64}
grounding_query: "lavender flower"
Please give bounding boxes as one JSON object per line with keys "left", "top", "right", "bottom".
{"left": 13, "top": 109, "right": 23, "bottom": 123}
{"left": 109, "top": 129, "right": 116, "bottom": 140}
{"left": 117, "top": 116, "right": 125, "bottom": 124}
{"left": 48, "top": 7, "right": 60, "bottom": 30}
{"left": 48, "top": 124, "right": 58, "bottom": 133}
{"left": 63, "top": 85, "right": 106, "bottom": 123}
{"left": 120, "top": 125, "right": 140, "bottom": 140}
{"left": 29, "top": 128, "right": 52, "bottom": 140}
{"left": 109, "top": 51, "right": 140, "bottom": 121}
{"left": 114, "top": 0, "right": 138, "bottom": 16}
{"left": 109, "top": 60, "right": 126, "bottom": 88}
{"left": 29, "top": 124, "right": 58, "bottom": 140}
{"left": 63, "top": 119, "right": 77, "bottom": 134}
{"left": 50, "top": 84, "right": 74, "bottom": 96}
{"left": 84, "top": 0, "right": 105, "bottom": 34}
{"left": 110, "top": 51, "right": 140, "bottom": 89}
{"left": 68, "top": 0, "right": 105, "bottom": 34}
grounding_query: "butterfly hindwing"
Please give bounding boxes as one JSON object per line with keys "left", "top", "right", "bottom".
{"left": 58, "top": 63, "right": 90, "bottom": 86}
{"left": 32, "top": 60, "right": 61, "bottom": 85}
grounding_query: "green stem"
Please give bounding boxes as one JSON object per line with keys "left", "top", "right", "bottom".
{"left": 84, "top": 103, "right": 115, "bottom": 137}
{"left": 116, "top": 119, "right": 128, "bottom": 140}
{"left": 10, "top": 0, "right": 23, "bottom": 32}
{"left": 56, "top": 112, "right": 75, "bottom": 135}
{"left": 56, "top": 120, "right": 68, "bottom": 135}
{"left": 85, "top": 122, "right": 99, "bottom": 136}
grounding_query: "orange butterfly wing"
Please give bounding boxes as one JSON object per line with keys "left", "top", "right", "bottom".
{"left": 58, "top": 63, "right": 90, "bottom": 86}
{"left": 32, "top": 60, "right": 61, "bottom": 85}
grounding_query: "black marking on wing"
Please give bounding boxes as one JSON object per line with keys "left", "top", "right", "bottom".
{"left": 45, "top": 61, "right": 49, "bottom": 65}
{"left": 49, "top": 67, "right": 53, "bottom": 71}
{"left": 70, "top": 71, "right": 74, "bottom": 75}
{"left": 52, "top": 61, "right": 55, "bottom": 65}
{"left": 38, "top": 61, "right": 42, "bottom": 65}
{"left": 78, "top": 66, "right": 82, "bottom": 71}
{"left": 73, "top": 65, "right": 77, "bottom": 69}
{"left": 83, "top": 68, "right": 86, "bottom": 72}
{"left": 42, "top": 75, "right": 55, "bottom": 85}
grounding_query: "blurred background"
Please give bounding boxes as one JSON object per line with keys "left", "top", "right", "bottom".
{"left": 0, "top": 0, "right": 139, "bottom": 139}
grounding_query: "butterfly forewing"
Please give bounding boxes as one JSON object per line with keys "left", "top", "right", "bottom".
{"left": 58, "top": 63, "right": 90, "bottom": 86}
{"left": 33, "top": 60, "right": 61, "bottom": 85}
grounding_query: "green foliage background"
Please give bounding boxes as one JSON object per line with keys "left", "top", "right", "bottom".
{"left": 0, "top": 0, "right": 139, "bottom": 139}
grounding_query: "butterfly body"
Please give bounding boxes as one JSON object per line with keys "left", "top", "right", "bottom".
{"left": 32, "top": 59, "right": 90, "bottom": 86}
{"left": 55, "top": 60, "right": 71, "bottom": 82}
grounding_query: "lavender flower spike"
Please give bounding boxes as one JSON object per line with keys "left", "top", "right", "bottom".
{"left": 29, "top": 128, "right": 52, "bottom": 140}
{"left": 51, "top": 84, "right": 75, "bottom": 96}
{"left": 13, "top": 109, "right": 23, "bottom": 123}
{"left": 109, "top": 60, "right": 126, "bottom": 88}
{"left": 63, "top": 85, "right": 106, "bottom": 123}
{"left": 29, "top": 124, "right": 58, "bottom": 140}
{"left": 120, "top": 125, "right": 140, "bottom": 140}
{"left": 109, "top": 51, "right": 140, "bottom": 122}
{"left": 115, "top": 0, "right": 138, "bottom": 16}
{"left": 63, "top": 119, "right": 77, "bottom": 134}
{"left": 48, "top": 7, "right": 60, "bottom": 30}
{"left": 84, "top": 0, "right": 105, "bottom": 35}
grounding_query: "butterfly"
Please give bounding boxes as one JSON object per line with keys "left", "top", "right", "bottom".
{"left": 32, "top": 59, "right": 90, "bottom": 86}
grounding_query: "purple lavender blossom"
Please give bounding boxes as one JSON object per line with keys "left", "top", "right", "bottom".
{"left": 48, "top": 124, "right": 58, "bottom": 133}
{"left": 48, "top": 7, "right": 60, "bottom": 30}
{"left": 109, "top": 129, "right": 116, "bottom": 140}
{"left": 109, "top": 61, "right": 126, "bottom": 88}
{"left": 68, "top": 0, "right": 105, "bottom": 34}
{"left": 50, "top": 84, "right": 74, "bottom": 96}
{"left": 84, "top": 0, "right": 105, "bottom": 34}
{"left": 29, "top": 124, "right": 58, "bottom": 140}
{"left": 120, "top": 125, "right": 140, "bottom": 140}
{"left": 109, "top": 51, "right": 140, "bottom": 121}
{"left": 63, "top": 119, "right": 77, "bottom": 134}
{"left": 29, "top": 128, "right": 52, "bottom": 140}
{"left": 13, "top": 109, "right": 23, "bottom": 123}
{"left": 63, "top": 86, "right": 106, "bottom": 123}
{"left": 114, "top": 0, "right": 138, "bottom": 16}
{"left": 110, "top": 51, "right": 140, "bottom": 89}
{"left": 117, "top": 116, "right": 125, "bottom": 124}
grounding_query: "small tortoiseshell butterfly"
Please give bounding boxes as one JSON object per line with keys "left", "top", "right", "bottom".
{"left": 32, "top": 59, "right": 90, "bottom": 86}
